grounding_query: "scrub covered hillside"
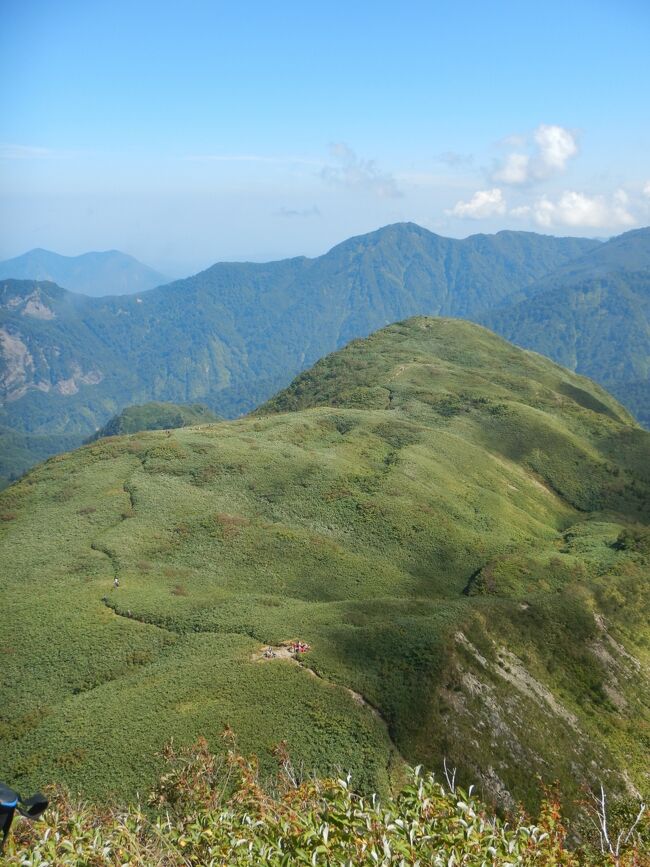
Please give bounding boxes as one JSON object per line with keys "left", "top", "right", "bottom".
{"left": 1, "top": 318, "right": 649, "bottom": 817}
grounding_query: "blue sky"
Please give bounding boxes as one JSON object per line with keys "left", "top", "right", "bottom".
{"left": 1, "top": 0, "right": 649, "bottom": 274}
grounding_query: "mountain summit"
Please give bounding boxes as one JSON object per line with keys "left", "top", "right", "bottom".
{"left": 0, "top": 248, "right": 168, "bottom": 296}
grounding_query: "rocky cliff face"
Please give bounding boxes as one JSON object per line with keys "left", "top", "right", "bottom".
{"left": 1, "top": 285, "right": 104, "bottom": 403}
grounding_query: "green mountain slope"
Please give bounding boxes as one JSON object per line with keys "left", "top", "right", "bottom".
{"left": 4, "top": 226, "right": 650, "bottom": 485}
{"left": 0, "top": 426, "right": 84, "bottom": 489}
{"left": 512, "top": 227, "right": 650, "bottom": 298}
{"left": 1, "top": 318, "right": 648, "bottom": 814}
{"left": 480, "top": 228, "right": 650, "bottom": 428}
{"left": 0, "top": 248, "right": 168, "bottom": 296}
{"left": 87, "top": 401, "right": 220, "bottom": 441}
{"left": 485, "top": 270, "right": 650, "bottom": 426}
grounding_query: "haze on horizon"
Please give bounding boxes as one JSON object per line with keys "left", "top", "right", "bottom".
{"left": 1, "top": 0, "right": 649, "bottom": 276}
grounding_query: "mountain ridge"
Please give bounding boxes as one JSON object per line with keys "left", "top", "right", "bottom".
{"left": 481, "top": 229, "right": 650, "bottom": 425}
{"left": 0, "top": 225, "right": 646, "bottom": 485}
{"left": 1, "top": 317, "right": 648, "bottom": 813}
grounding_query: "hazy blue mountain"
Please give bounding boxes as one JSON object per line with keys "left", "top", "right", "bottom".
{"left": 500, "top": 227, "right": 650, "bottom": 305}
{"left": 0, "top": 248, "right": 168, "bottom": 296}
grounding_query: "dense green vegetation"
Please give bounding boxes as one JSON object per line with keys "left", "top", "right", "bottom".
{"left": 514, "top": 226, "right": 650, "bottom": 296}
{"left": 1, "top": 318, "right": 648, "bottom": 824}
{"left": 0, "top": 425, "right": 83, "bottom": 490}
{"left": 485, "top": 240, "right": 650, "bottom": 426}
{"left": 0, "top": 248, "right": 167, "bottom": 296}
{"left": 5, "top": 738, "right": 647, "bottom": 865}
{"left": 87, "top": 401, "right": 220, "bottom": 441}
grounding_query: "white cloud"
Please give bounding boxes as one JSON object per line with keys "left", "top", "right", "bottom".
{"left": 492, "top": 153, "right": 530, "bottom": 184}
{"left": 643, "top": 181, "right": 650, "bottom": 199}
{"left": 448, "top": 188, "right": 506, "bottom": 219}
{"left": 534, "top": 124, "right": 578, "bottom": 172}
{"left": 491, "top": 124, "right": 578, "bottom": 186}
{"left": 516, "top": 189, "right": 635, "bottom": 229}
{"left": 321, "top": 143, "right": 402, "bottom": 198}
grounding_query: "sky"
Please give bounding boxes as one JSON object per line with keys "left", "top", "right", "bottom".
{"left": 1, "top": 0, "right": 649, "bottom": 275}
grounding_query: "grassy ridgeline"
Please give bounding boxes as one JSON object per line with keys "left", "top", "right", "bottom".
{"left": 1, "top": 318, "right": 649, "bottom": 816}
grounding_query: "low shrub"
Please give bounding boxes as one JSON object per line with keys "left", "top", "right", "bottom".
{"left": 4, "top": 738, "right": 647, "bottom": 865}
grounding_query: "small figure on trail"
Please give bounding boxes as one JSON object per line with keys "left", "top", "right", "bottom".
{"left": 263, "top": 646, "right": 276, "bottom": 659}
{"left": 113, "top": 577, "right": 119, "bottom": 589}
{"left": 290, "top": 640, "right": 310, "bottom": 654}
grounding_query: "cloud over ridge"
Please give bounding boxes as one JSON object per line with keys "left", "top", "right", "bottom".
{"left": 321, "top": 143, "right": 402, "bottom": 198}
{"left": 513, "top": 189, "right": 635, "bottom": 228}
{"left": 448, "top": 188, "right": 507, "bottom": 219}
{"left": 492, "top": 124, "right": 578, "bottom": 186}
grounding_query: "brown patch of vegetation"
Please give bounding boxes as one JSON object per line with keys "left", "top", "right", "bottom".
{"left": 56, "top": 747, "right": 88, "bottom": 770}
{"left": 53, "top": 486, "right": 75, "bottom": 502}
{"left": 214, "top": 513, "right": 250, "bottom": 527}
{"left": 214, "top": 512, "right": 250, "bottom": 539}
{"left": 323, "top": 484, "right": 353, "bottom": 501}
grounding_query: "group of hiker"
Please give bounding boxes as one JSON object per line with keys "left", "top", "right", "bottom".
{"left": 289, "top": 640, "right": 310, "bottom": 654}
{"left": 262, "top": 640, "right": 311, "bottom": 659}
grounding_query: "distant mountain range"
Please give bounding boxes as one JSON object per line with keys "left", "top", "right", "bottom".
{"left": 1, "top": 223, "right": 648, "bottom": 485}
{"left": 0, "top": 248, "right": 168, "bottom": 296}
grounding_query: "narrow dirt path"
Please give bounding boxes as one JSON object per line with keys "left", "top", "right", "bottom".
{"left": 252, "top": 645, "right": 401, "bottom": 757}
{"left": 102, "top": 602, "right": 405, "bottom": 764}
